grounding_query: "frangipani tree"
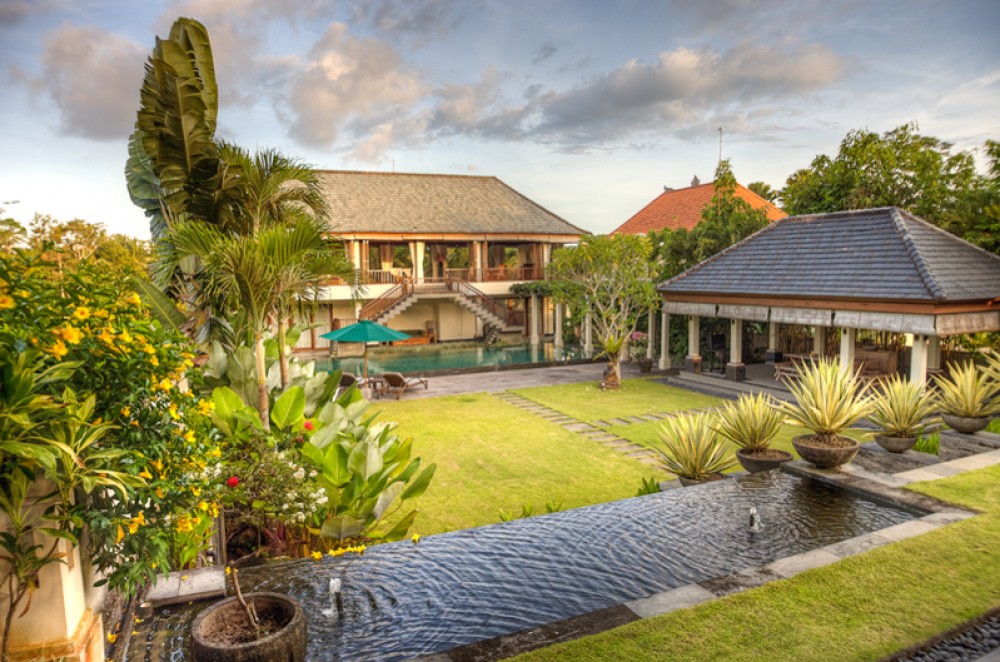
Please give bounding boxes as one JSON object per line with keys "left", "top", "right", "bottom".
{"left": 547, "top": 234, "right": 659, "bottom": 388}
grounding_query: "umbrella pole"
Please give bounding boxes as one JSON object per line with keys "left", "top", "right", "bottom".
{"left": 364, "top": 344, "right": 369, "bottom": 382}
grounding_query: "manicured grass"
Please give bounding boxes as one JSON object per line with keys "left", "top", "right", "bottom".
{"left": 516, "top": 465, "right": 1000, "bottom": 661}
{"left": 510, "top": 378, "right": 723, "bottom": 423}
{"left": 371, "top": 393, "right": 665, "bottom": 536}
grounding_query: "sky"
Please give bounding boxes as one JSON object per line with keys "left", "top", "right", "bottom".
{"left": 1, "top": 0, "right": 998, "bottom": 239}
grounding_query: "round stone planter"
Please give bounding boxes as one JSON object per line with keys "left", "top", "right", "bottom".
{"left": 941, "top": 414, "right": 989, "bottom": 435}
{"left": 677, "top": 473, "right": 726, "bottom": 487}
{"left": 191, "top": 592, "right": 307, "bottom": 662}
{"left": 791, "top": 434, "right": 860, "bottom": 469}
{"left": 874, "top": 434, "right": 918, "bottom": 453}
{"left": 736, "top": 448, "right": 794, "bottom": 473}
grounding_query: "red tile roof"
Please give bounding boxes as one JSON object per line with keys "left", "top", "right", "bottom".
{"left": 612, "top": 181, "right": 787, "bottom": 235}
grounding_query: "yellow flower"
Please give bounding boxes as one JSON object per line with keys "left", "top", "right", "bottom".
{"left": 157, "top": 378, "right": 173, "bottom": 392}
{"left": 120, "top": 406, "right": 131, "bottom": 417}
{"left": 58, "top": 325, "right": 83, "bottom": 345}
{"left": 127, "top": 512, "right": 145, "bottom": 534}
{"left": 72, "top": 306, "right": 91, "bottom": 321}
{"left": 207, "top": 447, "right": 221, "bottom": 459}
{"left": 119, "top": 329, "right": 133, "bottom": 344}
{"left": 98, "top": 327, "right": 116, "bottom": 346}
{"left": 184, "top": 430, "right": 196, "bottom": 445}
{"left": 141, "top": 343, "right": 155, "bottom": 355}
{"left": 198, "top": 501, "right": 209, "bottom": 511}
{"left": 168, "top": 403, "right": 180, "bottom": 420}
{"left": 190, "top": 486, "right": 201, "bottom": 497}
{"left": 127, "top": 292, "right": 142, "bottom": 306}
{"left": 138, "top": 468, "right": 152, "bottom": 480}
{"left": 197, "top": 400, "right": 214, "bottom": 416}
{"left": 115, "top": 525, "right": 125, "bottom": 544}
{"left": 107, "top": 632, "right": 118, "bottom": 644}
{"left": 47, "top": 340, "right": 68, "bottom": 359}
{"left": 311, "top": 551, "right": 323, "bottom": 560}
{"left": 155, "top": 487, "right": 165, "bottom": 499}
{"left": 208, "top": 503, "right": 219, "bottom": 517}
{"left": 131, "top": 420, "right": 140, "bottom": 427}
{"left": 225, "top": 566, "right": 232, "bottom": 575}
{"left": 412, "top": 534, "right": 421, "bottom": 544}
{"left": 0, "top": 294, "right": 13, "bottom": 309}
{"left": 92, "top": 308, "right": 109, "bottom": 319}
{"left": 150, "top": 356, "right": 159, "bottom": 367}
{"left": 151, "top": 458, "right": 163, "bottom": 472}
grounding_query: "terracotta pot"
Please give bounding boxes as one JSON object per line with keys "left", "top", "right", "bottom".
{"left": 735, "top": 448, "right": 794, "bottom": 473}
{"left": 191, "top": 592, "right": 307, "bottom": 662}
{"left": 874, "top": 434, "right": 917, "bottom": 453}
{"left": 677, "top": 473, "right": 726, "bottom": 487}
{"left": 791, "top": 434, "right": 860, "bottom": 469}
{"left": 941, "top": 414, "right": 989, "bottom": 435}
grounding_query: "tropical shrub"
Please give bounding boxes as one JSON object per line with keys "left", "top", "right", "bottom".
{"left": 778, "top": 359, "right": 874, "bottom": 441}
{"left": 653, "top": 413, "right": 736, "bottom": 480}
{"left": 869, "top": 375, "right": 939, "bottom": 438}
{"left": 935, "top": 360, "right": 1000, "bottom": 418}
{"left": 714, "top": 392, "right": 784, "bottom": 453}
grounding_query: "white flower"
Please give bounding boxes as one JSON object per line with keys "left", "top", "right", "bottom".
{"left": 293, "top": 468, "right": 306, "bottom": 481}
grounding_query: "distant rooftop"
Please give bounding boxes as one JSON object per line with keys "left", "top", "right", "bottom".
{"left": 658, "top": 207, "right": 1000, "bottom": 304}
{"left": 612, "top": 180, "right": 786, "bottom": 235}
{"left": 317, "top": 170, "right": 587, "bottom": 238}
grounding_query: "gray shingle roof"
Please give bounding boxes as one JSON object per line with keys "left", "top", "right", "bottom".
{"left": 317, "top": 170, "right": 587, "bottom": 237}
{"left": 658, "top": 207, "right": 1000, "bottom": 303}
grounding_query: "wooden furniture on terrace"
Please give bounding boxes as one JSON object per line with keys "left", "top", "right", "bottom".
{"left": 379, "top": 372, "right": 429, "bottom": 400}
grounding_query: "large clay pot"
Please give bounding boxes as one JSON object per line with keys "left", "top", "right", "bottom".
{"left": 677, "top": 473, "right": 726, "bottom": 487}
{"left": 874, "top": 434, "right": 917, "bottom": 453}
{"left": 191, "top": 592, "right": 307, "bottom": 662}
{"left": 791, "top": 434, "right": 860, "bottom": 469}
{"left": 941, "top": 414, "right": 989, "bottom": 435}
{"left": 736, "top": 448, "right": 794, "bottom": 473}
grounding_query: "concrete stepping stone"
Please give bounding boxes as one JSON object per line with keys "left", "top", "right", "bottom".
{"left": 607, "top": 418, "right": 633, "bottom": 426}
{"left": 627, "top": 416, "right": 648, "bottom": 424}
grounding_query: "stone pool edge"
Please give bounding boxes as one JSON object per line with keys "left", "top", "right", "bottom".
{"left": 425, "top": 447, "right": 1000, "bottom": 662}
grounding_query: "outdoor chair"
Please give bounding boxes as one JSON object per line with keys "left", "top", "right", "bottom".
{"left": 340, "top": 372, "right": 359, "bottom": 388}
{"left": 380, "top": 372, "right": 429, "bottom": 400}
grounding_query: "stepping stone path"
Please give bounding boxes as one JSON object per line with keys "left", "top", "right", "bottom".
{"left": 495, "top": 392, "right": 672, "bottom": 468}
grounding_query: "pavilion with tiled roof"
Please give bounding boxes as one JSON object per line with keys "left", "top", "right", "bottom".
{"left": 654, "top": 207, "right": 1000, "bottom": 383}
{"left": 612, "top": 180, "right": 786, "bottom": 235}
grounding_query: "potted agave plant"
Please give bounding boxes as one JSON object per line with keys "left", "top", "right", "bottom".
{"left": 869, "top": 375, "right": 939, "bottom": 453}
{"left": 653, "top": 412, "right": 736, "bottom": 486}
{"left": 934, "top": 360, "right": 1000, "bottom": 434}
{"left": 714, "top": 393, "right": 792, "bottom": 472}
{"left": 778, "top": 358, "right": 874, "bottom": 469}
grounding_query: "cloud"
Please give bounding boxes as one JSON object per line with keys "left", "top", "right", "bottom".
{"left": 532, "top": 42, "right": 557, "bottom": 65}
{"left": 280, "top": 23, "right": 427, "bottom": 152}
{"left": 0, "top": 0, "right": 60, "bottom": 27}
{"left": 11, "top": 24, "right": 145, "bottom": 140}
{"left": 349, "top": 0, "right": 481, "bottom": 43}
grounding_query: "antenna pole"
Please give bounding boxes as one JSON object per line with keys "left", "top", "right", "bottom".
{"left": 718, "top": 127, "right": 723, "bottom": 164}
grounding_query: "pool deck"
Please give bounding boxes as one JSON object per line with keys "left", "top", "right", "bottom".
{"left": 371, "top": 361, "right": 609, "bottom": 399}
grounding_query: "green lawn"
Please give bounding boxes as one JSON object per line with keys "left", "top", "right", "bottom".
{"left": 516, "top": 464, "right": 1000, "bottom": 661}
{"left": 371, "top": 393, "right": 665, "bottom": 536}
{"left": 510, "top": 378, "right": 723, "bottom": 423}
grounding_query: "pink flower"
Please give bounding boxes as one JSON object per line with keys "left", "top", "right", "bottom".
{"left": 303, "top": 420, "right": 314, "bottom": 432}
{"left": 226, "top": 476, "right": 240, "bottom": 488}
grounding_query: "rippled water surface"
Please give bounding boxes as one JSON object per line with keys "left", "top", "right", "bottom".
{"left": 315, "top": 343, "right": 587, "bottom": 375}
{"left": 141, "top": 473, "right": 916, "bottom": 661}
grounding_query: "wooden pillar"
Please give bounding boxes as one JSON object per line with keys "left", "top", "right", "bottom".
{"left": 839, "top": 328, "right": 857, "bottom": 373}
{"left": 379, "top": 244, "right": 394, "bottom": 271}
{"left": 725, "top": 318, "right": 745, "bottom": 381}
{"left": 910, "top": 335, "right": 929, "bottom": 384}
{"left": 686, "top": 316, "right": 702, "bottom": 373}
{"left": 554, "top": 303, "right": 564, "bottom": 350}
{"left": 927, "top": 336, "right": 942, "bottom": 371}
{"left": 659, "top": 310, "right": 671, "bottom": 370}
{"left": 646, "top": 311, "right": 656, "bottom": 360}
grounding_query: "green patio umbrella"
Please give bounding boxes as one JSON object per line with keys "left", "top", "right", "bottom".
{"left": 320, "top": 320, "right": 410, "bottom": 381}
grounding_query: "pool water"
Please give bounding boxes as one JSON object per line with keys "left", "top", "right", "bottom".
{"left": 316, "top": 343, "right": 588, "bottom": 375}
{"left": 135, "top": 473, "right": 918, "bottom": 661}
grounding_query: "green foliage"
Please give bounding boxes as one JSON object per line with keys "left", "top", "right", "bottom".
{"left": 653, "top": 412, "right": 736, "bottom": 480}
{"left": 934, "top": 361, "right": 1000, "bottom": 418}
{"left": 869, "top": 375, "right": 940, "bottom": 437}
{"left": 636, "top": 476, "right": 661, "bottom": 496}
{"left": 747, "top": 181, "right": 778, "bottom": 202}
{"left": 546, "top": 234, "right": 659, "bottom": 382}
{"left": 778, "top": 359, "right": 875, "bottom": 440}
{"left": 714, "top": 392, "right": 784, "bottom": 452}
{"left": 649, "top": 160, "right": 770, "bottom": 282}
{"left": 913, "top": 433, "right": 940, "bottom": 455}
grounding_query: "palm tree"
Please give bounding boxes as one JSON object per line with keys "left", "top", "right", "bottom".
{"left": 156, "top": 215, "right": 352, "bottom": 428}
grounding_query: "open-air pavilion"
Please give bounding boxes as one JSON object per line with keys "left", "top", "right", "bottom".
{"left": 655, "top": 207, "right": 1000, "bottom": 383}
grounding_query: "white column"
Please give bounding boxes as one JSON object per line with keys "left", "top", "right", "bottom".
{"left": 583, "top": 312, "right": 593, "bottom": 356}
{"left": 350, "top": 240, "right": 362, "bottom": 270}
{"left": 688, "top": 316, "right": 701, "bottom": 358}
{"left": 910, "top": 335, "right": 929, "bottom": 384}
{"left": 659, "top": 310, "right": 671, "bottom": 370}
{"left": 542, "top": 243, "right": 552, "bottom": 268}
{"left": 768, "top": 322, "right": 778, "bottom": 352}
{"left": 839, "top": 327, "right": 857, "bottom": 372}
{"left": 646, "top": 311, "right": 656, "bottom": 359}
{"left": 554, "top": 303, "right": 564, "bottom": 350}
{"left": 927, "top": 336, "right": 942, "bottom": 371}
{"left": 529, "top": 294, "right": 540, "bottom": 345}
{"left": 729, "top": 319, "right": 743, "bottom": 364}
{"left": 414, "top": 241, "right": 425, "bottom": 282}
{"left": 812, "top": 325, "right": 826, "bottom": 355}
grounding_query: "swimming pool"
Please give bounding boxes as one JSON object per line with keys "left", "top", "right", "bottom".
{"left": 315, "top": 343, "right": 589, "bottom": 375}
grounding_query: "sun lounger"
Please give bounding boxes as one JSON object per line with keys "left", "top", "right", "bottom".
{"left": 380, "top": 372, "right": 429, "bottom": 399}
